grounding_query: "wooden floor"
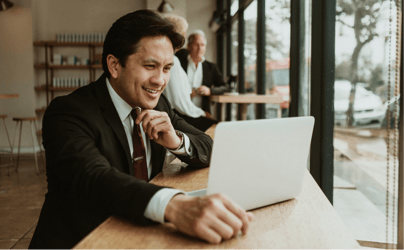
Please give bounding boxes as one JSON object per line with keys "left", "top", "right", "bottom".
{"left": 0, "top": 154, "right": 47, "bottom": 249}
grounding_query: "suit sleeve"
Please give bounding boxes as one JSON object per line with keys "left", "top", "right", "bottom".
{"left": 43, "top": 96, "right": 163, "bottom": 225}
{"left": 210, "top": 63, "right": 231, "bottom": 95}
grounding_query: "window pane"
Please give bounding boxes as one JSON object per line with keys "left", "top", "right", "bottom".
{"left": 264, "top": 0, "right": 291, "bottom": 118}
{"left": 231, "top": 0, "right": 239, "bottom": 16}
{"left": 244, "top": 0, "right": 257, "bottom": 93}
{"left": 244, "top": 0, "right": 257, "bottom": 120}
{"left": 230, "top": 19, "right": 238, "bottom": 121}
{"left": 333, "top": 1, "right": 400, "bottom": 245}
{"left": 299, "top": 0, "right": 312, "bottom": 117}
{"left": 231, "top": 19, "right": 238, "bottom": 76}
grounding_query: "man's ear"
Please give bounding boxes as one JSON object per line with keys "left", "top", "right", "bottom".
{"left": 106, "top": 54, "right": 120, "bottom": 79}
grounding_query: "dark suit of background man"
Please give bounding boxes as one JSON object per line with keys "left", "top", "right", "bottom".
{"left": 176, "top": 30, "right": 230, "bottom": 115}
{"left": 29, "top": 10, "right": 253, "bottom": 249}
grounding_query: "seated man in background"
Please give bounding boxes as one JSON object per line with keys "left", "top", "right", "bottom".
{"left": 29, "top": 10, "right": 252, "bottom": 249}
{"left": 162, "top": 14, "right": 217, "bottom": 132}
{"left": 176, "top": 30, "right": 230, "bottom": 115}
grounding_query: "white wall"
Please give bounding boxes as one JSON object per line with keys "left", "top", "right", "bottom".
{"left": 0, "top": 0, "right": 36, "bottom": 151}
{"left": 31, "top": 0, "right": 147, "bottom": 41}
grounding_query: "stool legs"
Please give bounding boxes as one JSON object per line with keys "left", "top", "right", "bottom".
{"left": 0, "top": 117, "right": 14, "bottom": 175}
{"left": 13, "top": 119, "right": 42, "bottom": 175}
{"left": 14, "top": 120, "right": 23, "bottom": 172}
{"left": 29, "top": 120, "right": 39, "bottom": 174}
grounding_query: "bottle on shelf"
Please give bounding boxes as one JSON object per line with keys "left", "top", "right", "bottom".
{"left": 52, "top": 77, "right": 89, "bottom": 88}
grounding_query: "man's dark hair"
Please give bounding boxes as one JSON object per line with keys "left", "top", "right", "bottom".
{"left": 102, "top": 9, "right": 185, "bottom": 78}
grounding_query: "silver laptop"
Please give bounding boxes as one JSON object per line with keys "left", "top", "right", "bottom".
{"left": 187, "top": 116, "right": 315, "bottom": 211}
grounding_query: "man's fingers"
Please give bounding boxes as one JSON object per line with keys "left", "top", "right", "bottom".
{"left": 194, "top": 224, "right": 222, "bottom": 244}
{"left": 219, "top": 194, "right": 251, "bottom": 235}
{"left": 146, "top": 118, "right": 168, "bottom": 140}
{"left": 138, "top": 111, "right": 168, "bottom": 139}
{"left": 207, "top": 215, "right": 236, "bottom": 241}
{"left": 247, "top": 212, "right": 254, "bottom": 221}
{"left": 215, "top": 205, "right": 243, "bottom": 237}
{"left": 134, "top": 109, "right": 150, "bottom": 124}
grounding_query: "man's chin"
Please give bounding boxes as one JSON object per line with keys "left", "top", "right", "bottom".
{"left": 141, "top": 100, "right": 160, "bottom": 110}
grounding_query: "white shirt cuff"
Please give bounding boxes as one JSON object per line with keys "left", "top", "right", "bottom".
{"left": 168, "top": 133, "right": 192, "bottom": 156}
{"left": 143, "top": 188, "right": 184, "bottom": 224}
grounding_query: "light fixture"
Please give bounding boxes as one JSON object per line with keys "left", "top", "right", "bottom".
{"left": 157, "top": 0, "right": 174, "bottom": 13}
{"left": 0, "top": 0, "right": 14, "bottom": 11}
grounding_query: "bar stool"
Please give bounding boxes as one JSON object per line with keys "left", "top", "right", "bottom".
{"left": 12, "top": 117, "right": 44, "bottom": 174}
{"left": 0, "top": 115, "right": 15, "bottom": 174}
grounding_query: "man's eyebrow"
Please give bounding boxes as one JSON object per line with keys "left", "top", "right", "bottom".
{"left": 142, "top": 58, "right": 159, "bottom": 64}
{"left": 142, "top": 58, "right": 174, "bottom": 67}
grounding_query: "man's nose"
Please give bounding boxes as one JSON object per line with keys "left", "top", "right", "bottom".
{"left": 150, "top": 70, "right": 165, "bottom": 86}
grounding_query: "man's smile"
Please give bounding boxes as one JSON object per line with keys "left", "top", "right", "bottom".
{"left": 142, "top": 86, "right": 162, "bottom": 95}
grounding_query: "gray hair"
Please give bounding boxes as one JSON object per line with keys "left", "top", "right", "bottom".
{"left": 162, "top": 13, "right": 189, "bottom": 36}
{"left": 188, "top": 30, "right": 206, "bottom": 45}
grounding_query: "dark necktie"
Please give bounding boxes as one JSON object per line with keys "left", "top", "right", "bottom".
{"left": 131, "top": 109, "right": 148, "bottom": 181}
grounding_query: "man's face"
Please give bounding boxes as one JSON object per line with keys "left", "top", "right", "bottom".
{"left": 188, "top": 34, "right": 206, "bottom": 61}
{"left": 111, "top": 36, "right": 174, "bottom": 109}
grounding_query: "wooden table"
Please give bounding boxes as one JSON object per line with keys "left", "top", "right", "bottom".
{"left": 74, "top": 124, "right": 359, "bottom": 249}
{"left": 210, "top": 93, "right": 284, "bottom": 120}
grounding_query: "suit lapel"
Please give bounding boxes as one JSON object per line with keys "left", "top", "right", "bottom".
{"left": 94, "top": 75, "right": 132, "bottom": 171}
{"left": 202, "top": 61, "right": 210, "bottom": 87}
{"left": 181, "top": 57, "right": 188, "bottom": 73}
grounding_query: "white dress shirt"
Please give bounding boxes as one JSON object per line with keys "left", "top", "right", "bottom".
{"left": 163, "top": 56, "right": 205, "bottom": 118}
{"left": 106, "top": 78, "right": 189, "bottom": 224}
{"left": 187, "top": 55, "right": 205, "bottom": 108}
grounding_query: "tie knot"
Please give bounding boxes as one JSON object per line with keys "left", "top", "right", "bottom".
{"left": 131, "top": 107, "right": 141, "bottom": 120}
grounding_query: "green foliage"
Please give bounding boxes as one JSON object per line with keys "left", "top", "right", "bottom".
{"left": 335, "top": 60, "right": 351, "bottom": 80}
{"left": 369, "top": 64, "right": 384, "bottom": 92}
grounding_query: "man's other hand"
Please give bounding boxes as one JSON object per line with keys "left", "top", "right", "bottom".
{"left": 197, "top": 85, "right": 211, "bottom": 96}
{"left": 204, "top": 111, "right": 213, "bottom": 119}
{"left": 191, "top": 89, "right": 197, "bottom": 98}
{"left": 164, "top": 193, "right": 254, "bottom": 244}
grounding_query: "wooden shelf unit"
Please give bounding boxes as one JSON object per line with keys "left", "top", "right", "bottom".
{"left": 34, "top": 64, "right": 93, "bottom": 69}
{"left": 35, "top": 86, "right": 80, "bottom": 91}
{"left": 34, "top": 40, "right": 103, "bottom": 110}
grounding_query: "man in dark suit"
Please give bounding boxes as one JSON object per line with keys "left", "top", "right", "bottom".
{"left": 176, "top": 30, "right": 230, "bottom": 114}
{"left": 29, "top": 10, "right": 252, "bottom": 249}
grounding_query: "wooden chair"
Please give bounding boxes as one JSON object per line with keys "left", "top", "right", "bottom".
{"left": 12, "top": 117, "right": 44, "bottom": 174}
{"left": 0, "top": 115, "right": 15, "bottom": 175}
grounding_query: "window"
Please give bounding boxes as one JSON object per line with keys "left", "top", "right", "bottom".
{"left": 333, "top": 0, "right": 401, "bottom": 246}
